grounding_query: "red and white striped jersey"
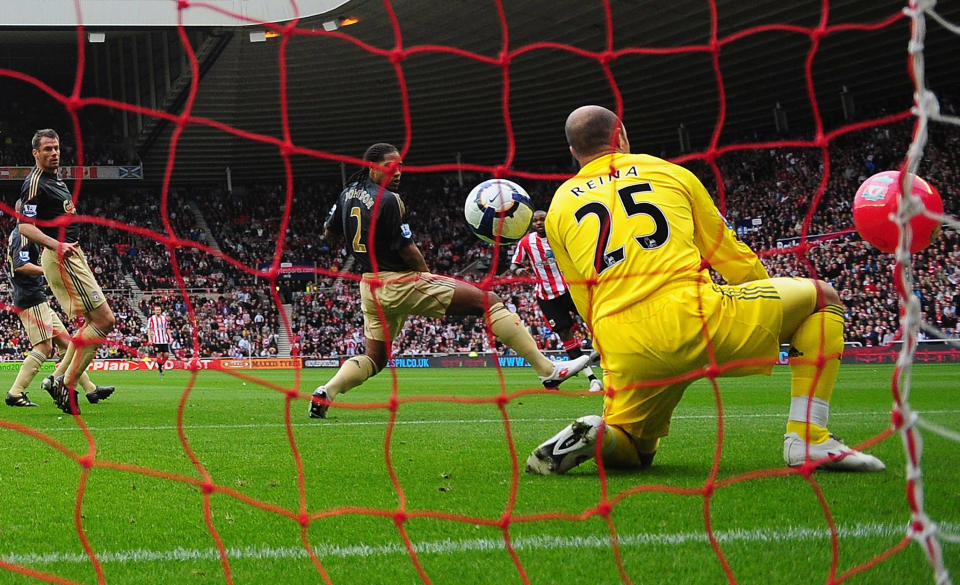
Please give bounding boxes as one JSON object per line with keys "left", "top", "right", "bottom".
{"left": 147, "top": 314, "right": 171, "bottom": 345}
{"left": 511, "top": 232, "right": 568, "bottom": 300}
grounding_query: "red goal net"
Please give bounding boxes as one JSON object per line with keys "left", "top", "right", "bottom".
{"left": 0, "top": 1, "right": 957, "bottom": 584}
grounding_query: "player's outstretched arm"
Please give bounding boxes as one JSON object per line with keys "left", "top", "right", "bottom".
{"left": 17, "top": 223, "right": 74, "bottom": 255}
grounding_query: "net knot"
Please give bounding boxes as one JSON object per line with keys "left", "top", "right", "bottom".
{"left": 891, "top": 407, "right": 904, "bottom": 430}
{"left": 909, "top": 513, "right": 937, "bottom": 542}
{"left": 702, "top": 480, "right": 715, "bottom": 498}
{"left": 797, "top": 461, "right": 815, "bottom": 478}
{"left": 280, "top": 140, "right": 295, "bottom": 158}
{"left": 64, "top": 95, "right": 81, "bottom": 113}
{"left": 78, "top": 454, "right": 94, "bottom": 469}
{"left": 177, "top": 0, "right": 191, "bottom": 11}
{"left": 495, "top": 395, "right": 509, "bottom": 408}
{"left": 202, "top": 481, "right": 215, "bottom": 495}
{"left": 389, "top": 49, "right": 405, "bottom": 65}
{"left": 903, "top": 0, "right": 936, "bottom": 18}
{"left": 392, "top": 511, "right": 407, "bottom": 526}
{"left": 593, "top": 502, "right": 613, "bottom": 517}
{"left": 913, "top": 89, "right": 940, "bottom": 119}
{"left": 298, "top": 512, "right": 310, "bottom": 527}
{"left": 599, "top": 51, "right": 615, "bottom": 66}
{"left": 790, "top": 240, "right": 815, "bottom": 257}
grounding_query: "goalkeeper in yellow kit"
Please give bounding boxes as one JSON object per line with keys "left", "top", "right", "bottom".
{"left": 525, "top": 105, "right": 885, "bottom": 474}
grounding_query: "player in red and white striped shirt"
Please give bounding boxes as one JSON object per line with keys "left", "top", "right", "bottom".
{"left": 511, "top": 210, "right": 602, "bottom": 391}
{"left": 146, "top": 306, "right": 171, "bottom": 375}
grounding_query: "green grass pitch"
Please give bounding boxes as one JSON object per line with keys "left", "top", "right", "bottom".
{"left": 0, "top": 363, "right": 956, "bottom": 584}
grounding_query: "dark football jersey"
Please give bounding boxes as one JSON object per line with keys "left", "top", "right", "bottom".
{"left": 18, "top": 166, "right": 81, "bottom": 244}
{"left": 6, "top": 225, "right": 47, "bottom": 310}
{"left": 326, "top": 178, "right": 414, "bottom": 272}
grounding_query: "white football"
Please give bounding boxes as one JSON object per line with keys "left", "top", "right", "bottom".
{"left": 464, "top": 179, "right": 534, "bottom": 245}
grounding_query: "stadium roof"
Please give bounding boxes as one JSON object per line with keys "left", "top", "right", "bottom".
{"left": 1, "top": 1, "right": 959, "bottom": 184}
{"left": 0, "top": 1, "right": 351, "bottom": 27}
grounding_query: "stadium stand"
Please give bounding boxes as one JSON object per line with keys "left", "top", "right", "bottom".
{"left": 1, "top": 103, "right": 958, "bottom": 361}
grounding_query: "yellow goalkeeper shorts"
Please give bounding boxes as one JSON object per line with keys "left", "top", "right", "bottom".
{"left": 597, "top": 279, "right": 789, "bottom": 441}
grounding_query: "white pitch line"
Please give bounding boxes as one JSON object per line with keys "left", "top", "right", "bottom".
{"left": 4, "top": 522, "right": 956, "bottom": 566}
{"left": 14, "top": 409, "right": 960, "bottom": 434}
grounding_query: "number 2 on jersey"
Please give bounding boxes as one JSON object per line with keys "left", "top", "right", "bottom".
{"left": 349, "top": 206, "right": 366, "bottom": 253}
{"left": 573, "top": 182, "right": 669, "bottom": 275}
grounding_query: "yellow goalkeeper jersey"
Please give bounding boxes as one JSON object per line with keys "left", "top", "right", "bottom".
{"left": 546, "top": 152, "right": 769, "bottom": 327}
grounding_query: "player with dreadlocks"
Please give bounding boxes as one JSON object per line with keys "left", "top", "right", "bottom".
{"left": 309, "top": 143, "right": 594, "bottom": 419}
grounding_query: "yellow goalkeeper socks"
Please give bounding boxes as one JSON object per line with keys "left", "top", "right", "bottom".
{"left": 786, "top": 305, "right": 845, "bottom": 444}
{"left": 487, "top": 302, "right": 555, "bottom": 377}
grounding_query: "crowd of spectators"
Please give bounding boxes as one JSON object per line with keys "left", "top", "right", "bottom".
{"left": 284, "top": 115, "right": 960, "bottom": 357}
{"left": 0, "top": 109, "right": 958, "bottom": 361}
{"left": 138, "top": 291, "right": 281, "bottom": 360}
{"left": 82, "top": 189, "right": 233, "bottom": 292}
{"left": 715, "top": 114, "right": 960, "bottom": 347}
{"left": 0, "top": 287, "right": 143, "bottom": 360}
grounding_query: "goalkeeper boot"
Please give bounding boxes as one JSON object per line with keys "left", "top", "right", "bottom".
{"left": 526, "top": 415, "right": 603, "bottom": 475}
{"left": 309, "top": 386, "right": 330, "bottom": 419}
{"left": 5, "top": 392, "right": 38, "bottom": 407}
{"left": 539, "top": 353, "right": 592, "bottom": 388}
{"left": 86, "top": 386, "right": 116, "bottom": 404}
{"left": 53, "top": 376, "right": 80, "bottom": 415}
{"left": 783, "top": 432, "right": 885, "bottom": 472}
